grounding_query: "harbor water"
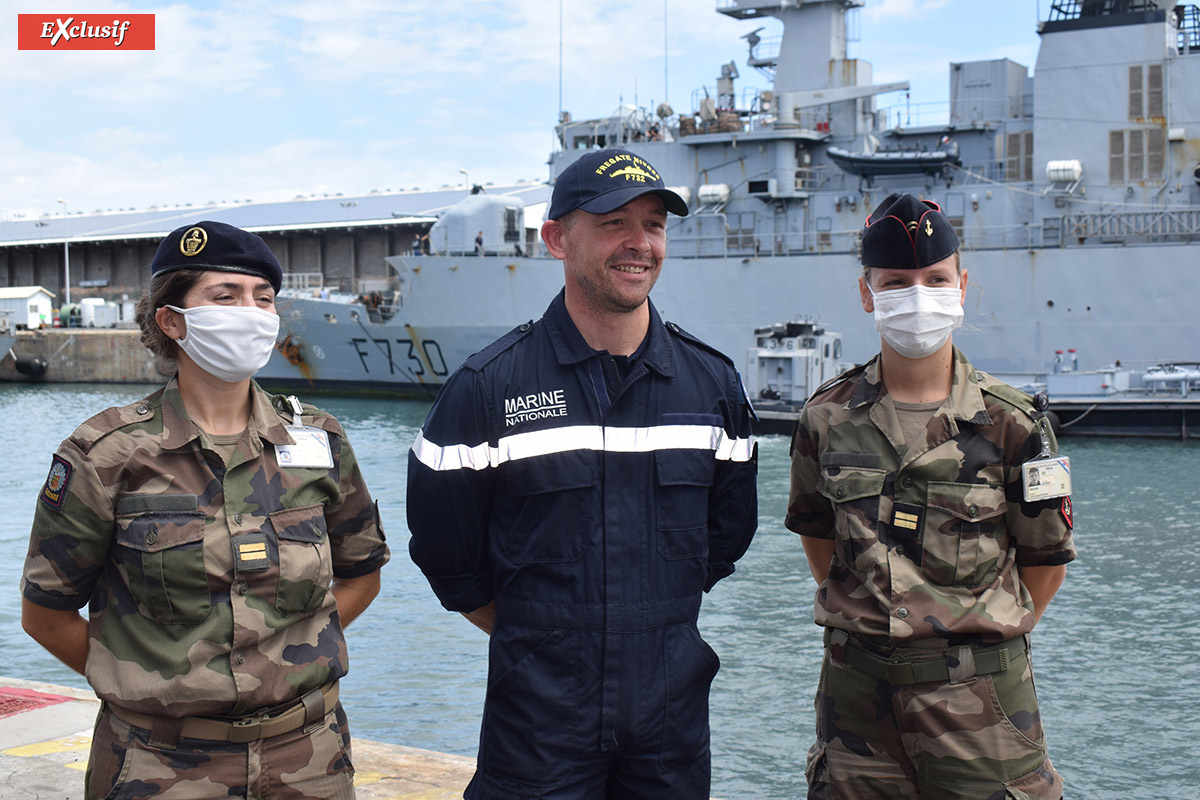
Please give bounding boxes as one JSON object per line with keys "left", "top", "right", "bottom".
{"left": 1, "top": 383, "right": 1197, "bottom": 799}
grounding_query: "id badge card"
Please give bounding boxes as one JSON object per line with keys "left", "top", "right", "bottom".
{"left": 275, "top": 425, "right": 334, "bottom": 469}
{"left": 1022, "top": 455, "right": 1071, "bottom": 502}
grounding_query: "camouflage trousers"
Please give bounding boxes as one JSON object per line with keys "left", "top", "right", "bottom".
{"left": 85, "top": 702, "right": 355, "bottom": 800}
{"left": 806, "top": 629, "right": 1063, "bottom": 800}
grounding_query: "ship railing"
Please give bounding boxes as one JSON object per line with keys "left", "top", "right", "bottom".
{"left": 281, "top": 271, "right": 325, "bottom": 290}
{"left": 667, "top": 221, "right": 862, "bottom": 259}
{"left": 877, "top": 99, "right": 952, "bottom": 130}
{"left": 1059, "top": 208, "right": 1200, "bottom": 243}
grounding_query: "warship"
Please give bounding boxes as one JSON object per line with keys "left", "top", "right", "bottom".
{"left": 258, "top": 0, "right": 1200, "bottom": 403}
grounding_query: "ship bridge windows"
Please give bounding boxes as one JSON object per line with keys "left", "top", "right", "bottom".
{"left": 572, "top": 135, "right": 612, "bottom": 149}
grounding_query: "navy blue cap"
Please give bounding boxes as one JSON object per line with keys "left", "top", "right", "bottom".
{"left": 861, "top": 193, "right": 959, "bottom": 270}
{"left": 548, "top": 149, "right": 689, "bottom": 220}
{"left": 150, "top": 221, "right": 283, "bottom": 292}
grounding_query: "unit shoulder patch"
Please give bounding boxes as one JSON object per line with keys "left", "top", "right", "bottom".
{"left": 39, "top": 454, "right": 74, "bottom": 512}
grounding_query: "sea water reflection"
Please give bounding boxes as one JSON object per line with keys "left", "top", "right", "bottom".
{"left": 0, "top": 384, "right": 1197, "bottom": 798}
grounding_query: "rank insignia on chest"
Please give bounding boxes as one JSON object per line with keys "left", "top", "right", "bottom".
{"left": 234, "top": 532, "right": 270, "bottom": 573}
{"left": 888, "top": 502, "right": 924, "bottom": 560}
{"left": 39, "top": 454, "right": 74, "bottom": 513}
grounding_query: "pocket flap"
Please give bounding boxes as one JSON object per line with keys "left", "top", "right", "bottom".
{"left": 115, "top": 511, "right": 204, "bottom": 553}
{"left": 818, "top": 468, "right": 886, "bottom": 502}
{"left": 656, "top": 450, "right": 715, "bottom": 487}
{"left": 269, "top": 503, "right": 328, "bottom": 543}
{"left": 506, "top": 458, "right": 597, "bottom": 496}
{"left": 927, "top": 482, "right": 1006, "bottom": 522}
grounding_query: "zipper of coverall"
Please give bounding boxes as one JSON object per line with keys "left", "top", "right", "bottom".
{"left": 585, "top": 356, "right": 617, "bottom": 750}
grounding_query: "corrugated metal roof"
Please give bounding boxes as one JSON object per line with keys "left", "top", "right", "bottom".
{"left": 0, "top": 183, "right": 551, "bottom": 247}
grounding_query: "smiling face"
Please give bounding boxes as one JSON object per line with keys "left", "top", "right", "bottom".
{"left": 543, "top": 193, "right": 668, "bottom": 318}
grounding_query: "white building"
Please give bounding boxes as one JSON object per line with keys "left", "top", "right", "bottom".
{"left": 0, "top": 286, "right": 55, "bottom": 329}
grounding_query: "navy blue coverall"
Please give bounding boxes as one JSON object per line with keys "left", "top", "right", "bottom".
{"left": 407, "top": 291, "right": 758, "bottom": 799}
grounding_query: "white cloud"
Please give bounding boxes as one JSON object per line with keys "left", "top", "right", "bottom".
{"left": 0, "top": 0, "right": 1040, "bottom": 220}
{"left": 863, "top": 0, "right": 954, "bottom": 22}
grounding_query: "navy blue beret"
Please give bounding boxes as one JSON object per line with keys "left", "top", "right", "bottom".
{"left": 548, "top": 148, "right": 688, "bottom": 220}
{"left": 150, "top": 221, "right": 282, "bottom": 292}
{"left": 861, "top": 193, "right": 959, "bottom": 270}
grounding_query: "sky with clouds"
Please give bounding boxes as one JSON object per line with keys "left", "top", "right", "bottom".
{"left": 2, "top": 0, "right": 1045, "bottom": 220}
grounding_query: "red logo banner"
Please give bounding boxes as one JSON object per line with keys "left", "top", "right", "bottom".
{"left": 17, "top": 14, "right": 155, "bottom": 50}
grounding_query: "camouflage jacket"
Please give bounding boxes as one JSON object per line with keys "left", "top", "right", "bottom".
{"left": 786, "top": 348, "right": 1075, "bottom": 645}
{"left": 21, "top": 379, "right": 389, "bottom": 718}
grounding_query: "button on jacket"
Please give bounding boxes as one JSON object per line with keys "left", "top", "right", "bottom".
{"left": 786, "top": 348, "right": 1075, "bottom": 644}
{"left": 22, "top": 379, "right": 389, "bottom": 718}
{"left": 407, "top": 291, "right": 757, "bottom": 790}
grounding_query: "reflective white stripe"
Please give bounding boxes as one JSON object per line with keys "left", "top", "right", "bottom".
{"left": 499, "top": 425, "right": 603, "bottom": 464}
{"left": 413, "top": 424, "right": 754, "bottom": 472}
{"left": 411, "top": 429, "right": 498, "bottom": 471}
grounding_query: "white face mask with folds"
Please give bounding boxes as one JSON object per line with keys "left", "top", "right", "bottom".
{"left": 869, "top": 284, "right": 964, "bottom": 359}
{"left": 166, "top": 304, "right": 280, "bottom": 383}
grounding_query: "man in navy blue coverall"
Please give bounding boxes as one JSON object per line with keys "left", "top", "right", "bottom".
{"left": 407, "top": 148, "right": 758, "bottom": 799}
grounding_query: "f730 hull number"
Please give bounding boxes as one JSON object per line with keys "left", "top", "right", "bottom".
{"left": 350, "top": 337, "right": 449, "bottom": 377}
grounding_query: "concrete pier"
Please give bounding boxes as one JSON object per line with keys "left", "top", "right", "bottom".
{"left": 0, "top": 329, "right": 159, "bottom": 384}
{"left": 0, "top": 677, "right": 475, "bottom": 799}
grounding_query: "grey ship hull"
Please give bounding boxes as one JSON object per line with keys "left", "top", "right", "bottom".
{"left": 259, "top": 0, "right": 1200, "bottom": 398}
{"left": 258, "top": 241, "right": 1199, "bottom": 396}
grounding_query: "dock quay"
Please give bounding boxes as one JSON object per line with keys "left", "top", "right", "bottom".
{"left": 0, "top": 329, "right": 157, "bottom": 384}
{"left": 0, "top": 676, "right": 476, "bottom": 799}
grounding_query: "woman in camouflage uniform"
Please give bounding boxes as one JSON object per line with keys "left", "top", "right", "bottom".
{"left": 21, "top": 221, "right": 389, "bottom": 800}
{"left": 786, "top": 195, "right": 1075, "bottom": 799}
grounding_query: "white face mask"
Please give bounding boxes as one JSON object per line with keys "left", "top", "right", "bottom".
{"left": 869, "top": 284, "right": 964, "bottom": 359}
{"left": 166, "top": 304, "right": 280, "bottom": 383}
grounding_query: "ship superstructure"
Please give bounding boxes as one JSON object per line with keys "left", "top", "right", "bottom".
{"left": 259, "top": 0, "right": 1200, "bottom": 394}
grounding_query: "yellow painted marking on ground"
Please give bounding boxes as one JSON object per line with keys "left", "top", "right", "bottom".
{"left": 394, "top": 790, "right": 462, "bottom": 800}
{"left": 65, "top": 760, "right": 88, "bottom": 771}
{"left": 353, "top": 770, "right": 388, "bottom": 786}
{"left": 3, "top": 734, "right": 91, "bottom": 757}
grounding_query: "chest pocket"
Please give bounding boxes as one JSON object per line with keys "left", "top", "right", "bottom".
{"left": 499, "top": 459, "right": 597, "bottom": 564}
{"left": 655, "top": 450, "right": 715, "bottom": 560}
{"left": 268, "top": 503, "right": 332, "bottom": 615}
{"left": 924, "top": 482, "right": 1007, "bottom": 586}
{"left": 114, "top": 494, "right": 209, "bottom": 624}
{"left": 818, "top": 467, "right": 887, "bottom": 573}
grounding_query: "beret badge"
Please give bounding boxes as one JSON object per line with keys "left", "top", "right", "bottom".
{"left": 180, "top": 226, "right": 208, "bottom": 257}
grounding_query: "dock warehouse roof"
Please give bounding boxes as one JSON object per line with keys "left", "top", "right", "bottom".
{"left": 0, "top": 183, "right": 551, "bottom": 248}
